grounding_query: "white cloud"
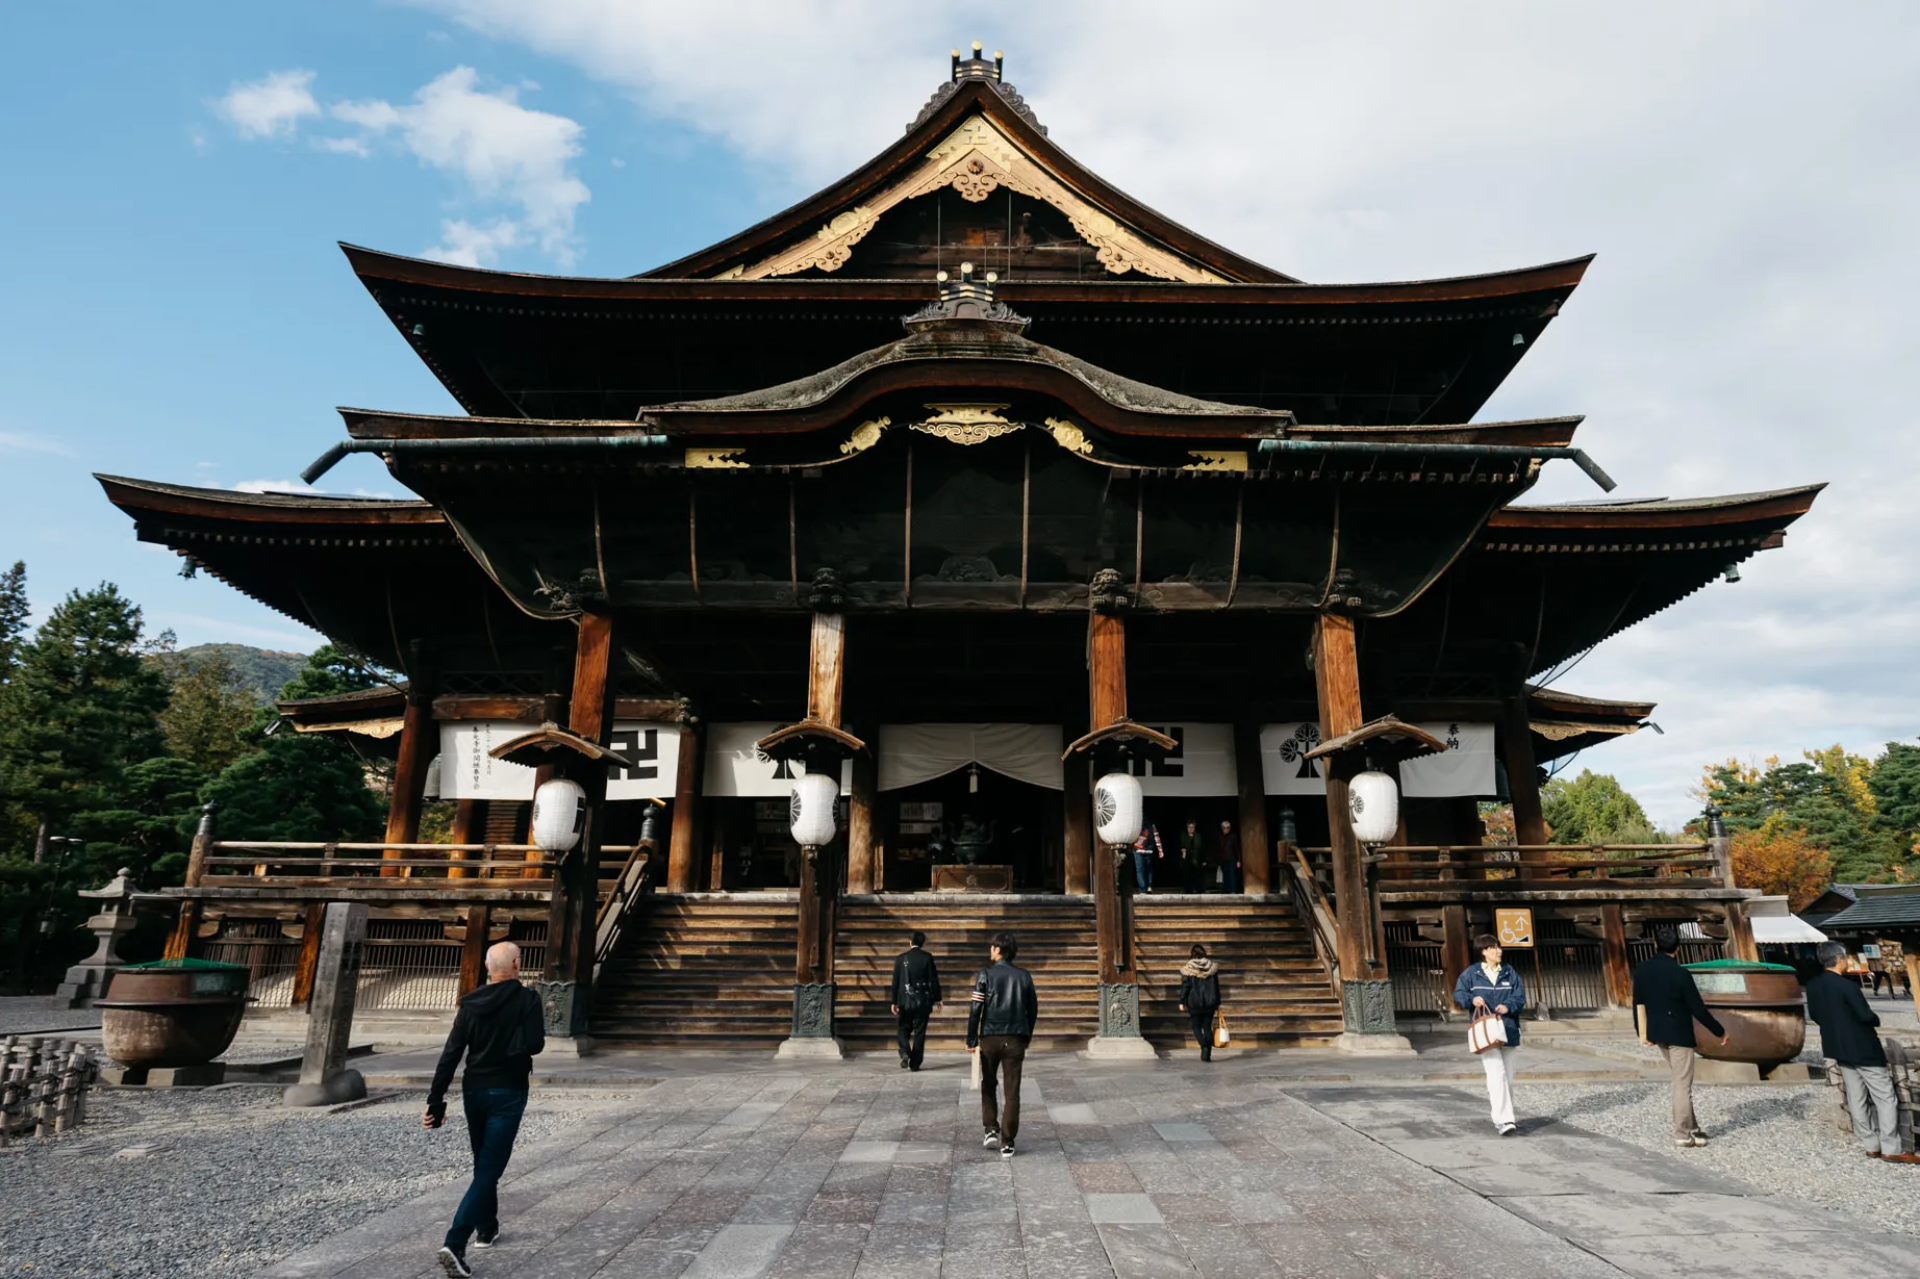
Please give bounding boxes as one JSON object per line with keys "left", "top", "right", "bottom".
{"left": 218, "top": 65, "right": 589, "bottom": 265}
{"left": 233, "top": 479, "right": 398, "bottom": 499}
{"left": 0, "top": 431, "right": 73, "bottom": 456}
{"left": 330, "top": 66, "right": 589, "bottom": 264}
{"left": 216, "top": 69, "right": 321, "bottom": 139}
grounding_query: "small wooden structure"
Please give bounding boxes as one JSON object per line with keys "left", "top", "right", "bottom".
{"left": 0, "top": 1037, "right": 100, "bottom": 1143}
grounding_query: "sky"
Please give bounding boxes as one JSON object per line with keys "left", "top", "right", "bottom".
{"left": 1, "top": 1, "right": 1916, "bottom": 827}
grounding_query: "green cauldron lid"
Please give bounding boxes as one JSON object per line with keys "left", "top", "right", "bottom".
{"left": 1684, "top": 958, "right": 1796, "bottom": 972}
{"left": 119, "top": 957, "right": 250, "bottom": 971}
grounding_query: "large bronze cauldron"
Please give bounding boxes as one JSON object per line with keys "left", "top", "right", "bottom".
{"left": 1686, "top": 960, "right": 1806, "bottom": 1071}
{"left": 94, "top": 959, "right": 250, "bottom": 1069}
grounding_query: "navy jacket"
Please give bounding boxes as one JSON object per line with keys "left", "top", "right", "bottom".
{"left": 1804, "top": 969, "right": 1886, "bottom": 1067}
{"left": 1631, "top": 953, "right": 1725, "bottom": 1048}
{"left": 1452, "top": 962, "right": 1527, "bottom": 1046}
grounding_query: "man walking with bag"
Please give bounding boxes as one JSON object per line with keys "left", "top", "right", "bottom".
{"left": 967, "top": 931, "right": 1038, "bottom": 1159}
{"left": 890, "top": 930, "right": 943, "bottom": 1071}
{"left": 1807, "top": 939, "right": 1918, "bottom": 1161}
{"left": 1632, "top": 926, "right": 1728, "bottom": 1148}
{"left": 422, "top": 941, "right": 546, "bottom": 1277}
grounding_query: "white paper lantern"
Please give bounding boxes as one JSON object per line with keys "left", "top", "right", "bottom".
{"left": 530, "top": 777, "right": 587, "bottom": 853}
{"left": 789, "top": 770, "right": 840, "bottom": 847}
{"left": 1093, "top": 771, "right": 1144, "bottom": 846}
{"left": 1348, "top": 770, "right": 1400, "bottom": 845}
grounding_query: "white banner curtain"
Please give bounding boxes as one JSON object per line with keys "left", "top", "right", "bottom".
{"left": 439, "top": 721, "right": 684, "bottom": 801}
{"left": 1120, "top": 723, "right": 1238, "bottom": 796}
{"left": 1259, "top": 722, "right": 1495, "bottom": 798}
{"left": 703, "top": 722, "right": 850, "bottom": 797}
{"left": 877, "top": 724, "right": 1064, "bottom": 792}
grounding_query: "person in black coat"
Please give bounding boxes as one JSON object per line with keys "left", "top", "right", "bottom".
{"left": 1631, "top": 927, "right": 1728, "bottom": 1147}
{"left": 1806, "top": 939, "right": 1916, "bottom": 1161}
{"left": 1177, "top": 944, "right": 1222, "bottom": 1061}
{"left": 888, "top": 931, "right": 943, "bottom": 1071}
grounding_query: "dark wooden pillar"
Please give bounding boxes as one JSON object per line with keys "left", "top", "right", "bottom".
{"left": 665, "top": 725, "right": 702, "bottom": 893}
{"left": 1500, "top": 690, "right": 1549, "bottom": 851}
{"left": 290, "top": 904, "right": 326, "bottom": 1009}
{"left": 1600, "top": 904, "right": 1632, "bottom": 1008}
{"left": 795, "top": 612, "right": 845, "bottom": 991}
{"left": 1235, "top": 722, "right": 1270, "bottom": 895}
{"left": 1441, "top": 905, "right": 1472, "bottom": 991}
{"left": 846, "top": 746, "right": 877, "bottom": 896}
{"left": 543, "top": 612, "right": 615, "bottom": 1039}
{"left": 448, "top": 798, "right": 490, "bottom": 1000}
{"left": 1089, "top": 613, "right": 1129, "bottom": 984}
{"left": 1315, "top": 612, "right": 1394, "bottom": 1038}
{"left": 446, "top": 799, "right": 482, "bottom": 880}
{"left": 1063, "top": 756, "right": 1091, "bottom": 895}
{"left": 381, "top": 687, "right": 435, "bottom": 877}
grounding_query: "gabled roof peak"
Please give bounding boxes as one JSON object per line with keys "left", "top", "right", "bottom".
{"left": 912, "top": 42, "right": 1046, "bottom": 135}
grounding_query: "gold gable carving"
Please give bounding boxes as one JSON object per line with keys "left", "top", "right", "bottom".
{"left": 730, "top": 115, "right": 1224, "bottom": 283}
{"left": 839, "top": 416, "right": 892, "bottom": 455}
{"left": 1183, "top": 450, "right": 1248, "bottom": 473}
{"left": 686, "top": 448, "right": 749, "bottom": 469}
{"left": 910, "top": 403, "right": 1023, "bottom": 445}
{"left": 1043, "top": 417, "right": 1094, "bottom": 454}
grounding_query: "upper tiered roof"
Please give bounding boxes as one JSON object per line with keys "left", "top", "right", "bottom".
{"left": 343, "top": 50, "right": 1589, "bottom": 424}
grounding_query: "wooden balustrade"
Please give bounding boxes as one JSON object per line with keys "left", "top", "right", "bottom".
{"left": 1293, "top": 842, "right": 1723, "bottom": 899}
{"left": 169, "top": 841, "right": 643, "bottom": 905}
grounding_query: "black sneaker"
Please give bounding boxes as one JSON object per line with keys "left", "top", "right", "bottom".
{"left": 437, "top": 1246, "right": 473, "bottom": 1278}
{"left": 899, "top": 1057, "right": 911, "bottom": 1069}
{"left": 1001, "top": 1144, "right": 1015, "bottom": 1159}
{"left": 474, "top": 1230, "right": 500, "bottom": 1249}
{"left": 982, "top": 1130, "right": 1001, "bottom": 1148}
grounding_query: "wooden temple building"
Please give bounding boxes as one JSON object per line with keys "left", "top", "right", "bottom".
{"left": 99, "top": 48, "right": 1823, "bottom": 1053}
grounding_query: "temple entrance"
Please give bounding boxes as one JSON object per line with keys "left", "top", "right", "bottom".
{"left": 1138, "top": 800, "right": 1241, "bottom": 895}
{"left": 876, "top": 764, "right": 1060, "bottom": 892}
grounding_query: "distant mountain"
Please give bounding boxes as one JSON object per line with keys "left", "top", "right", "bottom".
{"left": 169, "top": 644, "right": 309, "bottom": 705}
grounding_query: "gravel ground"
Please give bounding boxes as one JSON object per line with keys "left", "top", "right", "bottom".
{"left": 0, "top": 1085, "right": 628, "bottom": 1278}
{"left": 1516, "top": 1080, "right": 1920, "bottom": 1235}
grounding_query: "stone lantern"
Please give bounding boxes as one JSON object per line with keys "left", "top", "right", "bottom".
{"left": 56, "top": 867, "right": 140, "bottom": 1007}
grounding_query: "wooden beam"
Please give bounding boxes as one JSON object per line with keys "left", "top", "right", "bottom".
{"left": 1313, "top": 612, "right": 1376, "bottom": 984}
{"left": 1501, "top": 692, "right": 1550, "bottom": 849}
{"left": 1089, "top": 613, "right": 1127, "bottom": 728}
{"left": 808, "top": 612, "right": 846, "bottom": 724}
{"left": 1600, "top": 903, "right": 1633, "bottom": 1007}
{"left": 847, "top": 746, "right": 876, "bottom": 895}
{"left": 289, "top": 903, "right": 326, "bottom": 1008}
{"left": 545, "top": 612, "right": 616, "bottom": 1004}
{"left": 163, "top": 805, "right": 217, "bottom": 960}
{"left": 1235, "top": 722, "right": 1270, "bottom": 895}
{"left": 1063, "top": 755, "right": 1091, "bottom": 895}
{"left": 665, "top": 724, "right": 703, "bottom": 893}
{"left": 1441, "top": 905, "right": 1472, "bottom": 986}
{"left": 446, "top": 799, "right": 482, "bottom": 881}
{"left": 458, "top": 904, "right": 491, "bottom": 998}
{"left": 1723, "top": 900, "right": 1760, "bottom": 962}
{"left": 1087, "top": 611, "right": 1131, "bottom": 985}
{"left": 381, "top": 695, "right": 435, "bottom": 876}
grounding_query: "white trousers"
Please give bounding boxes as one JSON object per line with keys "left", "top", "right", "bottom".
{"left": 1480, "top": 1045, "right": 1517, "bottom": 1127}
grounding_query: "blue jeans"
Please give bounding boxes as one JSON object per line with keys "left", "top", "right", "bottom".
{"left": 445, "top": 1087, "right": 528, "bottom": 1254}
{"left": 1132, "top": 851, "right": 1154, "bottom": 891}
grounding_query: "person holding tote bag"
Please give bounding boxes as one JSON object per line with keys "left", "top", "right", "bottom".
{"left": 1452, "top": 933, "right": 1527, "bottom": 1135}
{"left": 1178, "top": 944, "right": 1223, "bottom": 1062}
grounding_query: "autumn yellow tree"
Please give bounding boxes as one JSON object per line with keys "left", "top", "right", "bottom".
{"left": 1729, "top": 815, "right": 1833, "bottom": 909}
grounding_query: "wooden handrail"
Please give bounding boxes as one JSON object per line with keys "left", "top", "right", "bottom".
{"left": 594, "top": 842, "right": 656, "bottom": 973}
{"left": 1280, "top": 843, "right": 1341, "bottom": 991}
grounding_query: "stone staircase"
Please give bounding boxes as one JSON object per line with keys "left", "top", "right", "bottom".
{"left": 1133, "top": 895, "right": 1345, "bottom": 1049}
{"left": 591, "top": 893, "right": 797, "bottom": 1048}
{"left": 833, "top": 896, "right": 1100, "bottom": 1051}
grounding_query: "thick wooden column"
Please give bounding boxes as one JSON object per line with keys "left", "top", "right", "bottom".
{"left": 665, "top": 725, "right": 703, "bottom": 893}
{"left": 381, "top": 691, "right": 435, "bottom": 876}
{"left": 1500, "top": 691, "right": 1549, "bottom": 850}
{"left": 1063, "top": 756, "right": 1091, "bottom": 895}
{"left": 163, "top": 803, "right": 218, "bottom": 960}
{"left": 1723, "top": 901, "right": 1760, "bottom": 962}
{"left": 1235, "top": 722, "right": 1271, "bottom": 895}
{"left": 1084, "top": 611, "right": 1152, "bottom": 1056}
{"left": 290, "top": 903, "right": 326, "bottom": 1008}
{"left": 780, "top": 611, "right": 847, "bottom": 1056}
{"left": 449, "top": 799, "right": 490, "bottom": 999}
{"left": 1089, "top": 614, "right": 1127, "bottom": 726}
{"left": 1600, "top": 904, "right": 1633, "bottom": 1008}
{"left": 543, "top": 612, "right": 615, "bottom": 1039}
{"left": 1314, "top": 612, "right": 1397, "bottom": 1040}
{"left": 846, "top": 747, "right": 876, "bottom": 895}
{"left": 1441, "top": 905, "right": 1472, "bottom": 989}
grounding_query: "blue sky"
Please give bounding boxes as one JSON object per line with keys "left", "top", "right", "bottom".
{"left": 3, "top": 2, "right": 1917, "bottom": 825}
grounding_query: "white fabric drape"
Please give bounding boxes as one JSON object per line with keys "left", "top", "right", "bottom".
{"left": 877, "top": 724, "right": 1064, "bottom": 792}
{"left": 1260, "top": 722, "right": 1496, "bottom": 798}
{"left": 439, "top": 721, "right": 685, "bottom": 801}
{"left": 703, "top": 722, "right": 848, "bottom": 797}
{"left": 1123, "top": 723, "right": 1238, "bottom": 797}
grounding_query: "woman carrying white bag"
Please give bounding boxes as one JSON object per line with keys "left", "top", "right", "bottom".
{"left": 1451, "top": 933, "right": 1528, "bottom": 1136}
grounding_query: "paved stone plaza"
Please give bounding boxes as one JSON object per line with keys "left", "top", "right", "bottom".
{"left": 252, "top": 1051, "right": 1920, "bottom": 1279}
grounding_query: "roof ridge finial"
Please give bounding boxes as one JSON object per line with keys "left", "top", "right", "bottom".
{"left": 903, "top": 263, "right": 1028, "bottom": 335}
{"left": 951, "top": 40, "right": 1003, "bottom": 83}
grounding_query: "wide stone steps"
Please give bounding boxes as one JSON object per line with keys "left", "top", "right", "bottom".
{"left": 1132, "top": 897, "right": 1343, "bottom": 1047}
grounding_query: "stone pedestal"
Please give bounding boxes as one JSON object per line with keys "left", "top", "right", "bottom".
{"left": 1085, "top": 983, "right": 1157, "bottom": 1059}
{"left": 1336, "top": 978, "right": 1416, "bottom": 1055}
{"left": 776, "top": 982, "right": 844, "bottom": 1059}
{"left": 285, "top": 903, "right": 368, "bottom": 1108}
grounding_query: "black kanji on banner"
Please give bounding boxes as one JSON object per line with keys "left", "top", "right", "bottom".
{"left": 607, "top": 728, "right": 661, "bottom": 780}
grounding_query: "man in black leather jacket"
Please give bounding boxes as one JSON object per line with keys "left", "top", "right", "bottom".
{"left": 421, "top": 941, "right": 546, "bottom": 1277}
{"left": 889, "top": 931, "right": 943, "bottom": 1071}
{"left": 967, "top": 931, "right": 1038, "bottom": 1158}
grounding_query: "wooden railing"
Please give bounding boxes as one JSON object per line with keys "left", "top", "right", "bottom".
{"left": 593, "top": 842, "right": 655, "bottom": 974}
{"left": 1277, "top": 843, "right": 1341, "bottom": 990}
{"left": 1293, "top": 843, "right": 1722, "bottom": 899}
{"left": 182, "top": 841, "right": 644, "bottom": 905}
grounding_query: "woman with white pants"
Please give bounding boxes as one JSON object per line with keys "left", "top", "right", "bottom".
{"left": 1452, "top": 933, "right": 1528, "bottom": 1135}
